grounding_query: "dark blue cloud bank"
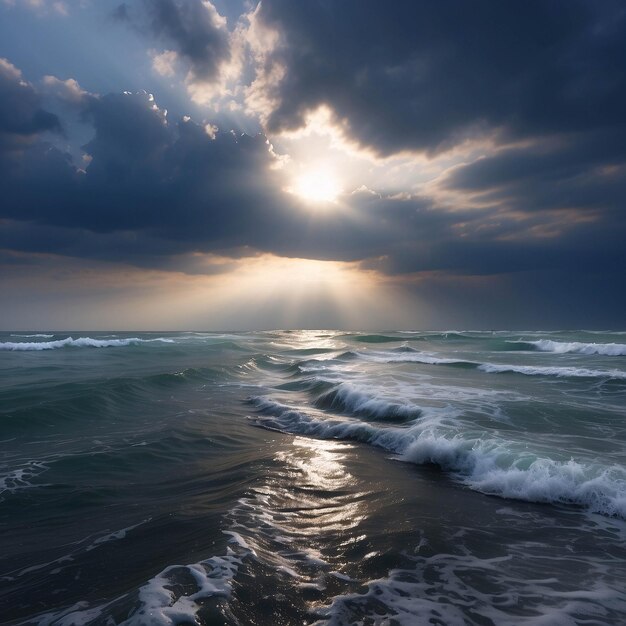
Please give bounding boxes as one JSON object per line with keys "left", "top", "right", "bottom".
{"left": 0, "top": 0, "right": 625, "bottom": 327}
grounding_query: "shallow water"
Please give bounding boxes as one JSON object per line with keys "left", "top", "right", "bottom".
{"left": 1, "top": 330, "right": 625, "bottom": 624}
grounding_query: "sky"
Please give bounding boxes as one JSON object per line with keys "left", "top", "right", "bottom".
{"left": 0, "top": 0, "right": 625, "bottom": 330}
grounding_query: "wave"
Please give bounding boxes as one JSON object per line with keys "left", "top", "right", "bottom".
{"left": 9, "top": 333, "right": 54, "bottom": 338}
{"left": 402, "top": 436, "right": 626, "bottom": 519}
{"left": 511, "top": 340, "right": 626, "bottom": 356}
{"left": 313, "top": 383, "right": 423, "bottom": 422}
{"left": 0, "top": 337, "right": 174, "bottom": 351}
{"left": 360, "top": 351, "right": 474, "bottom": 366}
{"left": 477, "top": 363, "right": 626, "bottom": 379}
{"left": 249, "top": 397, "right": 626, "bottom": 519}
{"left": 358, "top": 350, "right": 626, "bottom": 380}
{"left": 344, "top": 334, "right": 414, "bottom": 344}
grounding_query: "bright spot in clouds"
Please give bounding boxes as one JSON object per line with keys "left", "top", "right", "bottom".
{"left": 290, "top": 167, "right": 342, "bottom": 203}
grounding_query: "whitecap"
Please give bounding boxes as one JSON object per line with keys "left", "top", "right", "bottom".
{"left": 517, "top": 339, "right": 626, "bottom": 356}
{"left": 0, "top": 337, "right": 174, "bottom": 351}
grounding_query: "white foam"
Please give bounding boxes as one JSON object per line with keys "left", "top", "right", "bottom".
{"left": 0, "top": 461, "right": 48, "bottom": 497}
{"left": 0, "top": 337, "right": 174, "bottom": 351}
{"left": 316, "top": 574, "right": 468, "bottom": 626}
{"left": 317, "top": 550, "right": 626, "bottom": 626}
{"left": 403, "top": 437, "right": 626, "bottom": 518}
{"left": 522, "top": 340, "right": 626, "bottom": 356}
{"left": 9, "top": 333, "right": 54, "bottom": 338}
{"left": 30, "top": 532, "right": 251, "bottom": 626}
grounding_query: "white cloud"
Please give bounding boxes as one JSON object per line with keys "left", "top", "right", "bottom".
{"left": 150, "top": 49, "right": 179, "bottom": 78}
{"left": 41, "top": 75, "right": 89, "bottom": 103}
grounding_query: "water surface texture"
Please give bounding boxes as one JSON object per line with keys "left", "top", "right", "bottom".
{"left": 1, "top": 330, "right": 625, "bottom": 624}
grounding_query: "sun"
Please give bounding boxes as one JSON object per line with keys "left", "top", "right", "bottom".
{"left": 290, "top": 167, "right": 342, "bottom": 203}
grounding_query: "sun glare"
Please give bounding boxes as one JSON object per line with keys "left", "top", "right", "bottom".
{"left": 291, "top": 168, "right": 341, "bottom": 203}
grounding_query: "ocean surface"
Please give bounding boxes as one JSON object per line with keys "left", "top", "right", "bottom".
{"left": 1, "top": 330, "right": 625, "bottom": 625}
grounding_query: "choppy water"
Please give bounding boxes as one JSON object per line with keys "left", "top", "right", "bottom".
{"left": 1, "top": 330, "right": 625, "bottom": 625}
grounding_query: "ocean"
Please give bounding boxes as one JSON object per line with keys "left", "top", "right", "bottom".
{"left": 1, "top": 330, "right": 625, "bottom": 625}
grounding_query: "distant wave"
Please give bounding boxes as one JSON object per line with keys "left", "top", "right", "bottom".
{"left": 343, "top": 334, "right": 418, "bottom": 344}
{"left": 359, "top": 350, "right": 473, "bottom": 366}
{"left": 358, "top": 350, "right": 625, "bottom": 379}
{"left": 249, "top": 397, "right": 626, "bottom": 519}
{"left": 343, "top": 332, "right": 478, "bottom": 343}
{"left": 0, "top": 337, "right": 174, "bottom": 351}
{"left": 511, "top": 340, "right": 626, "bottom": 356}
{"left": 9, "top": 333, "right": 54, "bottom": 338}
{"left": 477, "top": 363, "right": 626, "bottom": 379}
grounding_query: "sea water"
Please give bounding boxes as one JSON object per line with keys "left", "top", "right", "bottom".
{"left": 1, "top": 330, "right": 625, "bottom": 624}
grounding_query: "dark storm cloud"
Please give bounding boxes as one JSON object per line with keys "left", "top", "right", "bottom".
{"left": 0, "top": 80, "right": 389, "bottom": 266}
{"left": 443, "top": 129, "right": 626, "bottom": 217}
{"left": 253, "top": 0, "right": 626, "bottom": 156}
{"left": 0, "top": 71, "right": 624, "bottom": 289}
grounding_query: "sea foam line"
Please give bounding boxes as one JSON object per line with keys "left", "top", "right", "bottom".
{"left": 0, "top": 337, "right": 174, "bottom": 351}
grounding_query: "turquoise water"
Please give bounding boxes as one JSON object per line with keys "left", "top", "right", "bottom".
{"left": 1, "top": 330, "right": 625, "bottom": 624}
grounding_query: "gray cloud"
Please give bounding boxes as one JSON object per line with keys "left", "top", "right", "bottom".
{"left": 137, "top": 0, "right": 230, "bottom": 81}
{"left": 249, "top": 0, "right": 626, "bottom": 156}
{"left": 0, "top": 74, "right": 624, "bottom": 285}
{"left": 0, "top": 59, "right": 61, "bottom": 164}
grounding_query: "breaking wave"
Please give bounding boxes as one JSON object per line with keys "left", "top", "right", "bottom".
{"left": 249, "top": 397, "right": 626, "bottom": 519}
{"left": 313, "top": 382, "right": 423, "bottom": 422}
{"left": 512, "top": 340, "right": 626, "bottom": 356}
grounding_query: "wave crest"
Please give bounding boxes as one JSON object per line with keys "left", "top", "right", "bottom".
{"left": 513, "top": 340, "right": 626, "bottom": 356}
{"left": 313, "top": 383, "right": 423, "bottom": 422}
{"left": 0, "top": 337, "right": 174, "bottom": 351}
